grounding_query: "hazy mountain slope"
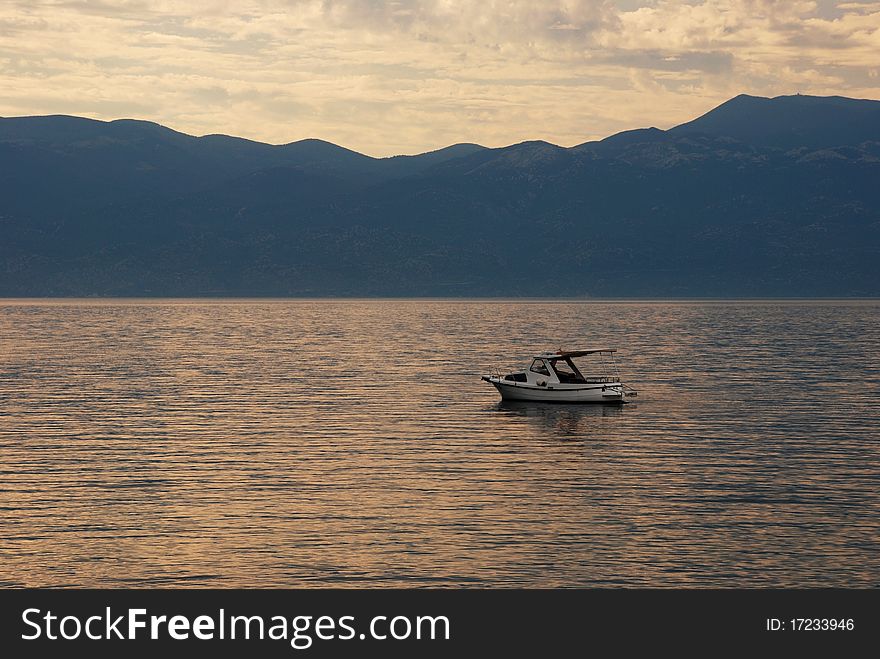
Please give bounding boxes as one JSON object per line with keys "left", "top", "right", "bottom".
{"left": 1, "top": 94, "right": 879, "bottom": 296}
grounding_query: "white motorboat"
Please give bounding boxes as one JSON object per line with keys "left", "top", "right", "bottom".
{"left": 482, "top": 349, "right": 637, "bottom": 403}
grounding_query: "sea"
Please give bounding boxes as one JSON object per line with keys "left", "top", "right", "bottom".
{"left": 1, "top": 299, "right": 878, "bottom": 587}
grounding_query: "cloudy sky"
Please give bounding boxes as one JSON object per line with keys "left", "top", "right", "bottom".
{"left": 2, "top": 0, "right": 879, "bottom": 155}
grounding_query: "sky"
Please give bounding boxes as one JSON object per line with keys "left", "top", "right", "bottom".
{"left": 2, "top": 0, "right": 879, "bottom": 156}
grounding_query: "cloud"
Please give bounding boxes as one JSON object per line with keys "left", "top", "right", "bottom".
{"left": 0, "top": 1, "right": 878, "bottom": 155}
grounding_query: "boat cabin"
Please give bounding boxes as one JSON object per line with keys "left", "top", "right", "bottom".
{"left": 504, "top": 350, "right": 620, "bottom": 387}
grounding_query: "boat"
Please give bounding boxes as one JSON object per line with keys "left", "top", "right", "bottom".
{"left": 481, "top": 349, "right": 637, "bottom": 403}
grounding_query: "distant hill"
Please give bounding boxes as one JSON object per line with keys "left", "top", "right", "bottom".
{"left": 1, "top": 94, "right": 879, "bottom": 296}
{"left": 670, "top": 93, "right": 880, "bottom": 148}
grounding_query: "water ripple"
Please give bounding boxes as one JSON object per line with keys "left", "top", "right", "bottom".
{"left": 1, "top": 299, "right": 878, "bottom": 587}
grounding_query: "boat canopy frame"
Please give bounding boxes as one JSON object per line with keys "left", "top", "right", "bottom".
{"left": 534, "top": 349, "right": 617, "bottom": 360}
{"left": 528, "top": 349, "right": 622, "bottom": 384}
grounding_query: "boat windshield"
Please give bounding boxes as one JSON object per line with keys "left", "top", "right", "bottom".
{"left": 529, "top": 359, "right": 551, "bottom": 376}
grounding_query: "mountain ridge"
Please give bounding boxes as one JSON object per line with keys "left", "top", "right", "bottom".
{"left": 2, "top": 93, "right": 879, "bottom": 297}
{"left": 7, "top": 92, "right": 879, "bottom": 155}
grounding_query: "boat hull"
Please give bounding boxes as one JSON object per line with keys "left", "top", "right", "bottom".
{"left": 483, "top": 377, "right": 626, "bottom": 403}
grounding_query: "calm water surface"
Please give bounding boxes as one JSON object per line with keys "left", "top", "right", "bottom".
{"left": 1, "top": 300, "right": 878, "bottom": 587}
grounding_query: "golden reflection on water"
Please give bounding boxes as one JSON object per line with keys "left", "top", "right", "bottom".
{"left": 0, "top": 299, "right": 878, "bottom": 587}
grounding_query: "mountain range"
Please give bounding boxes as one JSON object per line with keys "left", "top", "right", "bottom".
{"left": 2, "top": 93, "right": 879, "bottom": 296}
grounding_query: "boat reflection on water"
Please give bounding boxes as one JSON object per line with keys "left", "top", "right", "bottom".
{"left": 494, "top": 399, "right": 628, "bottom": 438}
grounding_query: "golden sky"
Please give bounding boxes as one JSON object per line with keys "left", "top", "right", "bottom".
{"left": 2, "top": 0, "right": 879, "bottom": 155}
